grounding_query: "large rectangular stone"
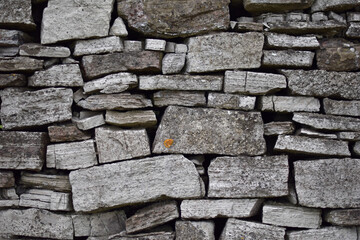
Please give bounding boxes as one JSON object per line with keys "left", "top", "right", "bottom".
{"left": 260, "top": 96, "right": 320, "bottom": 112}
{"left": 19, "top": 189, "right": 72, "bottom": 211}
{"left": 153, "top": 106, "right": 266, "bottom": 156}
{"left": 0, "top": 57, "right": 43, "bottom": 72}
{"left": 323, "top": 98, "right": 360, "bottom": 117}
{"left": 287, "top": 227, "right": 357, "bottom": 240}
{"left": 208, "top": 93, "right": 256, "bottom": 110}
{"left": 19, "top": 172, "right": 71, "bottom": 192}
{"left": 153, "top": 91, "right": 206, "bottom": 107}
{"left": 325, "top": 209, "right": 360, "bottom": 226}
{"left": 0, "top": 171, "right": 15, "bottom": 188}
{"left": 0, "top": 0, "right": 36, "bottom": 30}
{"left": 266, "top": 33, "right": 319, "bottom": 49}
{"left": 48, "top": 124, "right": 91, "bottom": 142}
{"left": 105, "top": 110, "right": 157, "bottom": 128}
{"left": 263, "top": 50, "right": 314, "bottom": 68}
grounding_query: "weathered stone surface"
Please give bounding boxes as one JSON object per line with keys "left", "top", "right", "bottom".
{"left": 244, "top": 0, "right": 314, "bottom": 13}
{"left": 296, "top": 128, "right": 337, "bottom": 139}
{"left": 106, "top": 110, "right": 157, "bottom": 128}
{"left": 0, "top": 29, "right": 32, "bottom": 47}
{"left": 0, "top": 47, "right": 19, "bottom": 57}
{"left": 224, "top": 71, "right": 287, "bottom": 95}
{"left": 0, "top": 131, "right": 47, "bottom": 171}
{"left": 263, "top": 50, "right": 314, "bottom": 68}
{"left": 145, "top": 39, "right": 167, "bottom": 51}
{"left": 181, "top": 199, "right": 263, "bottom": 219}
{"left": 0, "top": 208, "right": 73, "bottom": 239}
{"left": 82, "top": 51, "right": 162, "bottom": 79}
{"left": 0, "top": 57, "right": 43, "bottom": 72}
{"left": 0, "top": 73, "right": 26, "bottom": 87}
{"left": 153, "top": 91, "right": 206, "bottom": 107}
{"left": 0, "top": 0, "right": 36, "bottom": 30}
{"left": 1, "top": 88, "right": 73, "bottom": 129}
{"left": 75, "top": 114, "right": 105, "bottom": 131}
{"left": 70, "top": 155, "right": 204, "bottom": 212}
{"left": 19, "top": 189, "right": 72, "bottom": 211}
{"left": 0, "top": 188, "right": 19, "bottom": 208}
{"left": 140, "top": 75, "right": 222, "bottom": 91}
{"left": 109, "top": 232, "right": 175, "bottom": 240}
{"left": 348, "top": 12, "right": 360, "bottom": 22}
{"left": 220, "top": 218, "right": 286, "bottom": 240}
{"left": 0, "top": 172, "right": 15, "bottom": 188}
{"left": 46, "top": 140, "right": 97, "bottom": 170}
{"left": 186, "top": 32, "right": 264, "bottom": 73}
{"left": 266, "top": 33, "right": 319, "bottom": 49}
{"left": 95, "top": 127, "right": 151, "bottom": 164}
{"left": 208, "top": 155, "right": 288, "bottom": 198}
{"left": 354, "top": 142, "right": 360, "bottom": 155}
{"left": 208, "top": 93, "right": 256, "bottom": 110}
{"left": 41, "top": 0, "right": 114, "bottom": 44}
{"left": 109, "top": 17, "right": 128, "bottom": 37}
{"left": 232, "top": 22, "right": 264, "bottom": 32}
{"left": 176, "top": 221, "right": 215, "bottom": 240}
{"left": 264, "top": 122, "right": 295, "bottom": 136}
{"left": 48, "top": 124, "right": 91, "bottom": 142}
{"left": 74, "top": 36, "right": 123, "bottom": 56}
{"left": 83, "top": 73, "right": 138, "bottom": 94}
{"left": 324, "top": 98, "right": 360, "bottom": 117}
{"left": 338, "top": 132, "right": 360, "bottom": 141}
{"left": 28, "top": 64, "right": 83, "bottom": 87}
{"left": 126, "top": 200, "right": 179, "bottom": 233}
{"left": 124, "top": 40, "right": 143, "bottom": 52}
{"left": 312, "top": 0, "right": 360, "bottom": 12}
{"left": 282, "top": 70, "right": 360, "bottom": 100}
{"left": 325, "top": 209, "right": 360, "bottom": 226}
{"left": 117, "top": 0, "right": 230, "bottom": 38}
{"left": 347, "top": 22, "right": 360, "bottom": 38}
{"left": 287, "top": 227, "right": 357, "bottom": 240}
{"left": 175, "top": 44, "right": 187, "bottom": 53}
{"left": 260, "top": 96, "right": 320, "bottom": 112}
{"left": 162, "top": 53, "right": 186, "bottom": 74}
{"left": 153, "top": 106, "right": 266, "bottom": 155}
{"left": 19, "top": 43, "right": 71, "bottom": 58}
{"left": 19, "top": 172, "right": 71, "bottom": 192}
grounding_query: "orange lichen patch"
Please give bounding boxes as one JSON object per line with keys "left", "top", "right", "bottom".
{"left": 164, "top": 139, "right": 174, "bottom": 148}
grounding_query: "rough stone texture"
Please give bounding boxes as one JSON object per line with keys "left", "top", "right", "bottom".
{"left": 0, "top": 208, "right": 73, "bottom": 239}
{"left": 41, "top": 0, "right": 114, "bottom": 44}
{"left": 266, "top": 33, "right": 319, "bottom": 49}
{"left": 0, "top": 131, "right": 47, "bottom": 171}
{"left": 46, "top": 140, "right": 97, "bottom": 170}
{"left": 109, "top": 232, "right": 174, "bottom": 240}
{"left": 74, "top": 36, "right": 123, "bottom": 57}
{"left": 181, "top": 199, "right": 263, "bottom": 219}
{"left": 0, "top": 73, "right": 26, "bottom": 87}
{"left": 264, "top": 122, "right": 295, "bottom": 136}
{"left": 0, "top": 188, "right": 19, "bottom": 208}
{"left": 338, "top": 132, "right": 360, "bottom": 141}
{"left": 105, "top": 110, "right": 157, "bottom": 128}
{"left": 153, "top": 106, "right": 266, "bottom": 155}
{"left": 348, "top": 12, "right": 360, "bottom": 22}
{"left": 48, "top": 124, "right": 91, "bottom": 142}
{"left": 83, "top": 73, "right": 138, "bottom": 94}
{"left": 162, "top": 53, "right": 186, "bottom": 74}
{"left": 75, "top": 114, "right": 105, "bottom": 131}
{"left": 232, "top": 21, "right": 264, "bottom": 32}
{"left": 208, "top": 155, "right": 289, "bottom": 198}
{"left": 153, "top": 91, "right": 206, "bottom": 107}
{"left": 117, "top": 0, "right": 230, "bottom": 38}
{"left": 124, "top": 40, "right": 143, "bottom": 52}
{"left": 109, "top": 17, "right": 128, "bottom": 37}
{"left": 28, "top": 64, "right": 84, "bottom": 87}
{"left": 186, "top": 32, "right": 264, "bottom": 73}
{"left": 19, "top": 173, "right": 71, "bottom": 192}
{"left": 296, "top": 128, "right": 337, "bottom": 139}
{"left": 176, "top": 221, "right": 215, "bottom": 240}
{"left": 263, "top": 50, "right": 314, "bottom": 68}
{"left": 287, "top": 227, "right": 357, "bottom": 240}
{"left": 323, "top": 98, "right": 360, "bottom": 117}
{"left": 19, "top": 189, "right": 72, "bottom": 211}
{"left": 347, "top": 23, "right": 360, "bottom": 38}
{"left": 0, "top": 0, "right": 36, "bottom": 30}
{"left": 208, "top": 93, "right": 256, "bottom": 110}
{"left": 69, "top": 155, "right": 205, "bottom": 212}
{"left": 294, "top": 158, "right": 360, "bottom": 208}
{"left": 311, "top": 0, "right": 360, "bottom": 12}
{"left": 0, "top": 57, "right": 43, "bottom": 72}
{"left": 19, "top": 43, "right": 71, "bottom": 58}
{"left": 1, "top": 88, "right": 73, "bottom": 129}
{"left": 244, "top": 0, "right": 314, "bottom": 13}
{"left": 145, "top": 39, "right": 167, "bottom": 51}
{"left": 220, "top": 218, "right": 286, "bottom": 240}
{"left": 0, "top": 172, "right": 15, "bottom": 188}
{"left": 325, "top": 209, "right": 360, "bottom": 226}
{"left": 260, "top": 96, "right": 320, "bottom": 112}
{"left": 0, "top": 29, "right": 32, "bottom": 47}
{"left": 95, "top": 127, "right": 151, "bottom": 164}
{"left": 354, "top": 142, "right": 360, "bottom": 156}
{"left": 0, "top": 47, "right": 19, "bottom": 57}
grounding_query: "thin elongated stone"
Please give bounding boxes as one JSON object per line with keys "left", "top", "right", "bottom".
{"left": 109, "top": 232, "right": 174, "bottom": 240}
{"left": 19, "top": 189, "right": 72, "bottom": 211}
{"left": 19, "top": 172, "right": 71, "bottom": 192}
{"left": 0, "top": 188, "right": 19, "bottom": 208}
{"left": 287, "top": 227, "right": 357, "bottom": 240}
{"left": 105, "top": 110, "right": 157, "bottom": 128}
{"left": 208, "top": 93, "right": 256, "bottom": 110}
{"left": 75, "top": 114, "right": 105, "bottom": 131}
{"left": 19, "top": 43, "right": 71, "bottom": 58}
{"left": 176, "top": 221, "right": 215, "bottom": 240}
{"left": 0, "top": 172, "right": 15, "bottom": 188}
{"left": 325, "top": 209, "right": 360, "bottom": 226}
{"left": 266, "top": 33, "right": 319, "bottom": 49}
{"left": 264, "top": 122, "right": 295, "bottom": 136}
{"left": 0, "top": 0, "right": 36, "bottom": 30}
{"left": 0, "top": 29, "right": 32, "bottom": 47}
{"left": 153, "top": 91, "right": 206, "bottom": 107}
{"left": 338, "top": 132, "right": 360, "bottom": 141}
{"left": 74, "top": 36, "right": 123, "bottom": 56}
{"left": 260, "top": 96, "right": 320, "bottom": 112}
{"left": 0, "top": 47, "right": 18, "bottom": 56}
{"left": 244, "top": 0, "right": 314, "bottom": 13}
{"left": 311, "top": 0, "right": 360, "bottom": 12}
{"left": 296, "top": 128, "right": 337, "bottom": 139}
{"left": 263, "top": 50, "right": 314, "bottom": 68}
{"left": 0, "top": 57, "right": 43, "bottom": 72}
{"left": 0, "top": 73, "right": 26, "bottom": 87}
{"left": 83, "top": 73, "right": 138, "bottom": 94}
{"left": 323, "top": 98, "right": 360, "bottom": 117}
{"left": 48, "top": 124, "right": 91, "bottom": 143}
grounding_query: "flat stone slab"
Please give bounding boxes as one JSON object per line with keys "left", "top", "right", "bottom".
{"left": 74, "top": 36, "right": 123, "bottom": 56}
{"left": 0, "top": 0, "right": 36, "bottom": 30}
{"left": 19, "top": 189, "right": 72, "bottom": 211}
{"left": 19, "top": 43, "right": 71, "bottom": 58}
{"left": 109, "top": 232, "right": 174, "bottom": 240}
{"left": 323, "top": 98, "right": 360, "bottom": 117}
{"left": 266, "top": 33, "right": 319, "bottom": 49}
{"left": 0, "top": 29, "right": 32, "bottom": 47}
{"left": 260, "top": 96, "right": 320, "bottom": 112}
{"left": 69, "top": 154, "right": 205, "bottom": 212}
{"left": 262, "top": 50, "right": 314, "bottom": 68}
{"left": 153, "top": 91, "right": 206, "bottom": 107}
{"left": 244, "top": 0, "right": 314, "bottom": 13}
{"left": 19, "top": 172, "right": 71, "bottom": 192}
{"left": 325, "top": 209, "right": 360, "bottom": 226}
{"left": 311, "top": 0, "right": 360, "bottom": 12}
{"left": 48, "top": 124, "right": 91, "bottom": 142}
{"left": 208, "top": 93, "right": 256, "bottom": 110}
{"left": 264, "top": 121, "right": 295, "bottom": 136}
{"left": 105, "top": 110, "right": 157, "bottom": 128}
{"left": 0, "top": 57, "right": 43, "bottom": 72}
{"left": 337, "top": 132, "right": 360, "bottom": 141}
{"left": 0, "top": 73, "right": 26, "bottom": 87}
{"left": 297, "top": 128, "right": 337, "bottom": 139}
{"left": 176, "top": 221, "right": 215, "bottom": 240}
{"left": 152, "top": 106, "right": 266, "bottom": 155}
{"left": 287, "top": 227, "right": 357, "bottom": 240}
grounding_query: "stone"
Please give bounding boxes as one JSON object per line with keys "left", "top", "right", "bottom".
{"left": 0, "top": 29, "right": 32, "bottom": 47}
{"left": 75, "top": 114, "right": 105, "bottom": 131}
{"left": 69, "top": 154, "right": 205, "bottom": 212}
{"left": 19, "top": 43, "right": 71, "bottom": 58}
{"left": 153, "top": 91, "right": 206, "bottom": 107}
{"left": 48, "top": 124, "right": 91, "bottom": 142}
{"left": 0, "top": 57, "right": 43, "bottom": 72}
{"left": 0, "top": 73, "right": 26, "bottom": 87}
{"left": 295, "top": 158, "right": 360, "bottom": 208}
{"left": 346, "top": 23, "right": 360, "bottom": 38}
{"left": 165, "top": 42, "right": 176, "bottom": 53}
{"left": 232, "top": 22, "right": 264, "bottom": 32}
{"left": 105, "top": 110, "right": 157, "bottom": 128}
{"left": 208, "top": 155, "right": 289, "bottom": 198}
{"left": 220, "top": 218, "right": 286, "bottom": 240}
{"left": 19, "top": 189, "right": 72, "bottom": 211}
{"left": 312, "top": 12, "right": 328, "bottom": 21}
{"left": 354, "top": 142, "right": 360, "bottom": 155}
{"left": 124, "top": 40, "right": 143, "bottom": 52}
{"left": 19, "top": 172, "right": 71, "bottom": 192}
{"left": 224, "top": 71, "right": 287, "bottom": 95}
{"left": 282, "top": 70, "right": 360, "bottom": 100}
{"left": 0, "top": 172, "right": 15, "bottom": 188}
{"left": 153, "top": 106, "right": 266, "bottom": 155}
{"left": 0, "top": 131, "right": 47, "bottom": 171}
{"left": 338, "top": 132, "right": 360, "bottom": 141}
{"left": 262, "top": 202, "right": 322, "bottom": 229}
{"left": 126, "top": 200, "right": 179, "bottom": 233}
{"left": 263, "top": 50, "right": 314, "bottom": 68}
{"left": 109, "top": 232, "right": 175, "bottom": 240}
{"left": 82, "top": 51, "right": 162, "bottom": 79}
{"left": 311, "top": 0, "right": 360, "bottom": 12}
{"left": 0, "top": 0, "right": 36, "bottom": 30}
{"left": 0, "top": 47, "right": 19, "bottom": 56}
{"left": 264, "top": 122, "right": 295, "bottom": 136}
{"left": 186, "top": 32, "right": 264, "bottom": 73}
{"left": 0, "top": 189, "right": 19, "bottom": 208}
{"left": 176, "top": 221, "right": 215, "bottom": 240}
{"left": 0, "top": 208, "right": 73, "bottom": 239}
{"left": 323, "top": 98, "right": 360, "bottom": 117}
{"left": 348, "top": 12, "right": 360, "bottom": 22}
{"left": 296, "top": 128, "right": 337, "bottom": 139}
{"left": 208, "top": 93, "right": 256, "bottom": 110}
{"left": 181, "top": 199, "right": 263, "bottom": 219}
{"left": 287, "top": 227, "right": 357, "bottom": 240}
{"left": 109, "top": 17, "right": 128, "bottom": 37}
{"left": 260, "top": 96, "right": 320, "bottom": 112}
{"left": 244, "top": 0, "right": 314, "bottom": 13}
{"left": 175, "top": 44, "right": 187, "bottom": 53}
{"left": 140, "top": 75, "right": 222, "bottom": 91}
{"left": 325, "top": 209, "right": 360, "bottom": 226}
{"left": 74, "top": 36, "right": 123, "bottom": 56}
{"left": 329, "top": 11, "right": 346, "bottom": 23}
{"left": 162, "top": 53, "right": 186, "bottom": 74}
{"left": 266, "top": 33, "right": 319, "bottom": 49}
{"left": 117, "top": 0, "right": 230, "bottom": 38}
{"left": 46, "top": 140, "right": 97, "bottom": 170}
{"left": 41, "top": 0, "right": 114, "bottom": 44}
{"left": 95, "top": 127, "right": 151, "bottom": 164}
{"left": 1, "top": 88, "right": 73, "bottom": 129}
{"left": 28, "top": 64, "right": 84, "bottom": 87}
{"left": 145, "top": 39, "right": 167, "bottom": 51}
{"left": 286, "top": 12, "right": 310, "bottom": 21}
{"left": 78, "top": 93, "right": 152, "bottom": 111}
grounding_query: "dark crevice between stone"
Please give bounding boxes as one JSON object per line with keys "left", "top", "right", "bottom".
{"left": 31, "top": 1, "right": 47, "bottom": 43}
{"left": 229, "top": 1, "right": 252, "bottom": 21}
{"left": 214, "top": 217, "right": 227, "bottom": 240}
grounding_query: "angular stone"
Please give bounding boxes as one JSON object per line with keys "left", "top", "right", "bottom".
{"left": 0, "top": 57, "right": 43, "bottom": 72}
{"left": 47, "top": 140, "right": 97, "bottom": 170}
{"left": 28, "top": 64, "right": 83, "bottom": 87}
{"left": 181, "top": 199, "right": 263, "bottom": 219}
{"left": 140, "top": 75, "right": 222, "bottom": 91}
{"left": 260, "top": 96, "right": 320, "bottom": 112}
{"left": 82, "top": 51, "right": 162, "bottom": 79}
{"left": 232, "top": 22, "right": 264, "bottom": 32}
{"left": 41, "top": 0, "right": 114, "bottom": 44}
{"left": 19, "top": 189, "right": 72, "bottom": 211}
{"left": 109, "top": 17, "right": 128, "bottom": 37}
{"left": 325, "top": 209, "right": 360, "bottom": 226}
{"left": 109, "top": 232, "right": 174, "bottom": 240}
{"left": 0, "top": 208, "right": 73, "bottom": 239}
{"left": 176, "top": 221, "right": 215, "bottom": 240}
{"left": 224, "top": 71, "right": 287, "bottom": 95}
{"left": 175, "top": 44, "right": 187, "bottom": 53}
{"left": 1, "top": 88, "right": 72, "bottom": 129}
{"left": 153, "top": 106, "right": 266, "bottom": 155}
{"left": 19, "top": 43, "right": 71, "bottom": 58}
{"left": 0, "top": 29, "right": 32, "bottom": 47}
{"left": 263, "top": 50, "right": 314, "bottom": 68}
{"left": 117, "top": 0, "right": 229, "bottom": 38}
{"left": 105, "top": 110, "right": 157, "bottom": 128}
{"left": 0, "top": 73, "right": 26, "bottom": 87}
{"left": 0, "top": 47, "right": 19, "bottom": 57}
{"left": 208, "top": 155, "right": 288, "bottom": 198}
{"left": 296, "top": 128, "right": 337, "bottom": 139}
{"left": 75, "top": 114, "right": 105, "bottom": 131}
{"left": 153, "top": 91, "right": 206, "bottom": 107}
{"left": 324, "top": 98, "right": 360, "bottom": 117}
{"left": 186, "top": 32, "right": 264, "bottom": 73}
{"left": 244, "top": 0, "right": 314, "bottom": 13}
{"left": 0, "top": 131, "right": 47, "bottom": 171}
{"left": 83, "top": 73, "right": 138, "bottom": 94}
{"left": 312, "top": 0, "right": 360, "bottom": 12}
{"left": 348, "top": 12, "right": 360, "bottom": 22}
{"left": 264, "top": 122, "right": 295, "bottom": 136}
{"left": 145, "top": 39, "right": 167, "bottom": 51}
{"left": 0, "top": 0, "right": 36, "bottom": 30}
{"left": 95, "top": 127, "right": 151, "bottom": 164}
{"left": 126, "top": 200, "right": 179, "bottom": 234}
{"left": 347, "top": 22, "right": 360, "bottom": 38}
{"left": 354, "top": 142, "right": 360, "bottom": 155}
{"left": 19, "top": 172, "right": 71, "bottom": 192}
{"left": 266, "top": 33, "right": 319, "bottom": 49}
{"left": 287, "top": 227, "right": 357, "bottom": 240}
{"left": 124, "top": 40, "right": 143, "bottom": 52}
{"left": 220, "top": 218, "right": 286, "bottom": 240}
{"left": 0, "top": 172, "right": 15, "bottom": 188}
{"left": 48, "top": 124, "right": 91, "bottom": 143}
{"left": 165, "top": 42, "right": 176, "bottom": 53}
{"left": 208, "top": 93, "right": 256, "bottom": 110}
{"left": 74, "top": 36, "right": 123, "bottom": 57}
{"left": 162, "top": 53, "right": 186, "bottom": 74}
{"left": 0, "top": 188, "right": 19, "bottom": 208}
{"left": 338, "top": 132, "right": 360, "bottom": 141}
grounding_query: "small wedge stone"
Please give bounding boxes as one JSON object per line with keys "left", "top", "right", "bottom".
{"left": 0, "top": 172, "right": 15, "bottom": 188}
{"left": 75, "top": 114, "right": 105, "bottom": 130}
{"left": 109, "top": 17, "right": 128, "bottom": 37}
{"left": 73, "top": 36, "right": 123, "bottom": 56}
{"left": 264, "top": 122, "right": 295, "bottom": 136}
{"left": 176, "top": 221, "right": 215, "bottom": 240}
{"left": 162, "top": 53, "right": 186, "bottom": 74}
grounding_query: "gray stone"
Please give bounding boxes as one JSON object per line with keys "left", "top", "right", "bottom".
{"left": 0, "top": 0, "right": 36, "bottom": 30}
{"left": 208, "top": 155, "right": 289, "bottom": 198}
{"left": 44, "top": 58, "right": 61, "bottom": 69}
{"left": 208, "top": 93, "right": 256, "bottom": 110}
{"left": 0, "top": 47, "right": 19, "bottom": 56}
{"left": 181, "top": 199, "right": 263, "bottom": 219}
{"left": 109, "top": 232, "right": 174, "bottom": 240}
{"left": 153, "top": 106, "right": 266, "bottom": 156}
{"left": 105, "top": 110, "right": 157, "bottom": 128}
{"left": 19, "top": 189, "right": 72, "bottom": 211}
{"left": 175, "top": 44, "right": 188, "bottom": 53}
{"left": 286, "top": 12, "right": 310, "bottom": 21}
{"left": 153, "top": 91, "right": 206, "bottom": 107}
{"left": 232, "top": 22, "right": 264, "bottom": 32}
{"left": 162, "top": 53, "right": 186, "bottom": 74}
{"left": 124, "top": 40, "right": 143, "bottom": 52}
{"left": 324, "top": 98, "right": 360, "bottom": 117}
{"left": 0, "top": 172, "right": 15, "bottom": 188}
{"left": 296, "top": 128, "right": 337, "bottom": 139}
{"left": 263, "top": 50, "right": 314, "bottom": 68}
{"left": 348, "top": 12, "right": 360, "bottom": 22}
{"left": 0, "top": 57, "right": 43, "bottom": 72}
{"left": 1, "top": 88, "right": 73, "bottom": 129}
{"left": 75, "top": 114, "right": 105, "bottom": 130}
{"left": 312, "top": 12, "right": 328, "bottom": 21}
{"left": 325, "top": 209, "right": 360, "bottom": 226}
{"left": 244, "top": 0, "right": 314, "bottom": 13}
{"left": 176, "top": 221, "right": 215, "bottom": 240}
{"left": 312, "top": 0, "right": 360, "bottom": 12}
{"left": 347, "top": 22, "right": 360, "bottom": 38}
{"left": 95, "top": 127, "right": 151, "bottom": 164}
{"left": 260, "top": 96, "right": 320, "bottom": 112}
{"left": 338, "top": 132, "right": 360, "bottom": 141}
{"left": 165, "top": 42, "right": 176, "bottom": 53}
{"left": 0, "top": 189, "right": 19, "bottom": 208}
{"left": 109, "top": 17, "right": 128, "bottom": 37}
{"left": 186, "top": 32, "right": 264, "bottom": 73}
{"left": 41, "top": 0, "right": 114, "bottom": 44}
{"left": 264, "top": 122, "right": 295, "bottom": 136}
{"left": 0, "top": 73, "right": 26, "bottom": 87}
{"left": 69, "top": 155, "right": 205, "bottom": 212}
{"left": 266, "top": 33, "right": 319, "bottom": 49}
{"left": 0, "top": 29, "right": 32, "bottom": 47}
{"left": 48, "top": 124, "right": 91, "bottom": 143}
{"left": 145, "top": 39, "right": 167, "bottom": 51}
{"left": 287, "top": 227, "right": 357, "bottom": 240}
{"left": 73, "top": 36, "right": 123, "bottom": 56}
{"left": 19, "top": 172, "right": 71, "bottom": 192}
{"left": 329, "top": 11, "right": 346, "bottom": 23}
{"left": 354, "top": 142, "right": 360, "bottom": 155}
{"left": 19, "top": 43, "right": 71, "bottom": 58}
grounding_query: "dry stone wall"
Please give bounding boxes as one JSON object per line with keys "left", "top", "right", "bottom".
{"left": 1, "top": 0, "right": 360, "bottom": 239}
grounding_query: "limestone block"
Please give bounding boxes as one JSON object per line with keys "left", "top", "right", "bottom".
{"left": 208, "top": 93, "right": 256, "bottom": 110}
{"left": 264, "top": 122, "right": 295, "bottom": 136}
{"left": 266, "top": 33, "right": 320, "bottom": 49}
{"left": 153, "top": 91, "right": 206, "bottom": 107}
{"left": 0, "top": 172, "right": 15, "bottom": 188}
{"left": 244, "top": 0, "right": 314, "bottom": 13}
{"left": 325, "top": 209, "right": 360, "bottom": 226}
{"left": 19, "top": 172, "right": 71, "bottom": 192}
{"left": 260, "top": 96, "right": 320, "bottom": 112}
{"left": 0, "top": 73, "right": 26, "bottom": 87}
{"left": 19, "top": 43, "right": 70, "bottom": 58}
{"left": 0, "top": 0, "right": 36, "bottom": 30}
{"left": 109, "top": 17, "right": 128, "bottom": 37}
{"left": 48, "top": 124, "right": 91, "bottom": 143}
{"left": 74, "top": 36, "right": 123, "bottom": 56}
{"left": 19, "top": 189, "right": 72, "bottom": 211}
{"left": 162, "top": 53, "right": 186, "bottom": 74}
{"left": 263, "top": 50, "right": 314, "bottom": 68}
{"left": 105, "top": 110, "right": 157, "bottom": 128}
{"left": 0, "top": 57, "right": 43, "bottom": 72}
{"left": 287, "top": 227, "right": 357, "bottom": 240}
{"left": 324, "top": 98, "right": 360, "bottom": 117}
{"left": 176, "top": 221, "right": 215, "bottom": 240}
